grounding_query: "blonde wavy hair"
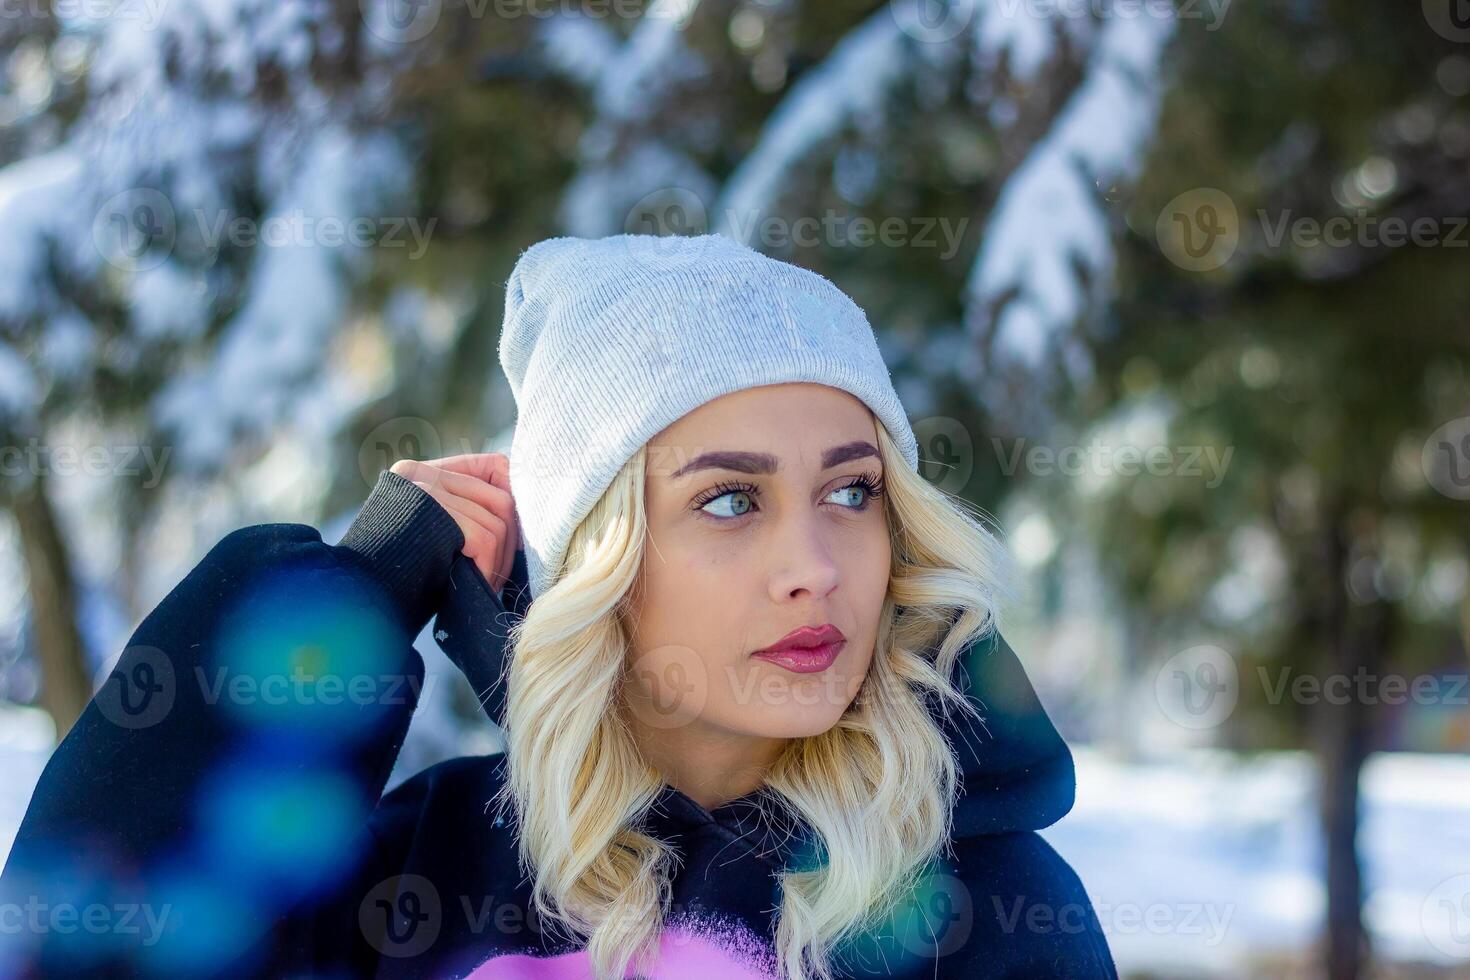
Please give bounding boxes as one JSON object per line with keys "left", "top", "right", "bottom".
{"left": 489, "top": 419, "right": 1015, "bottom": 980}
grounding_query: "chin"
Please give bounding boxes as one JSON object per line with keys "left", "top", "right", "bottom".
{"left": 756, "top": 713, "right": 848, "bottom": 740}
{"left": 737, "top": 695, "right": 855, "bottom": 740}
{"left": 714, "top": 656, "right": 868, "bottom": 739}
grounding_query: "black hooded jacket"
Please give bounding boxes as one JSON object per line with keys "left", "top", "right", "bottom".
{"left": 0, "top": 471, "right": 1115, "bottom": 979}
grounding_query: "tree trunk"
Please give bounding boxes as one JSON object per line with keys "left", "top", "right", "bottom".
{"left": 1315, "top": 504, "right": 1392, "bottom": 980}
{"left": 9, "top": 470, "right": 92, "bottom": 739}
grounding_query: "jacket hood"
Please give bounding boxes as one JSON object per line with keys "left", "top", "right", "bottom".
{"left": 431, "top": 548, "right": 1075, "bottom": 871}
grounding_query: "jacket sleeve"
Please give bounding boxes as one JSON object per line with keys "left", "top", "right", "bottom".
{"left": 0, "top": 471, "right": 474, "bottom": 979}
{"left": 936, "top": 831, "right": 1117, "bottom": 979}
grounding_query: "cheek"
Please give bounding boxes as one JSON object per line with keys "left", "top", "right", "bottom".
{"left": 623, "top": 641, "right": 712, "bottom": 732}
{"left": 640, "top": 535, "right": 737, "bottom": 616}
{"left": 629, "top": 534, "right": 771, "bottom": 713}
{"left": 846, "top": 520, "right": 893, "bottom": 602}
{"left": 630, "top": 531, "right": 756, "bottom": 663}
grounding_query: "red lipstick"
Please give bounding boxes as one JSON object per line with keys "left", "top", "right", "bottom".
{"left": 751, "top": 624, "right": 846, "bottom": 674}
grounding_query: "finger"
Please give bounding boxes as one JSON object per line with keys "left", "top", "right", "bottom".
{"left": 426, "top": 453, "right": 511, "bottom": 493}
{"left": 399, "top": 455, "right": 518, "bottom": 592}
{"left": 408, "top": 479, "right": 505, "bottom": 556}
{"left": 429, "top": 504, "right": 501, "bottom": 590}
{"left": 433, "top": 491, "right": 511, "bottom": 589}
{"left": 408, "top": 480, "right": 474, "bottom": 550}
{"left": 465, "top": 529, "right": 503, "bottom": 591}
{"left": 430, "top": 488, "right": 508, "bottom": 548}
{"left": 395, "top": 459, "right": 511, "bottom": 518}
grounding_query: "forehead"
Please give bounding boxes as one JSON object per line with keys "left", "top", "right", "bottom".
{"left": 655, "top": 382, "right": 875, "bottom": 443}
{"left": 646, "top": 383, "right": 881, "bottom": 477}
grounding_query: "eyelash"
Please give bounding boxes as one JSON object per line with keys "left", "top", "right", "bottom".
{"left": 691, "top": 471, "right": 887, "bottom": 520}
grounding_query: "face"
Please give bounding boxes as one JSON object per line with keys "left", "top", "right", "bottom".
{"left": 621, "top": 382, "right": 892, "bottom": 746}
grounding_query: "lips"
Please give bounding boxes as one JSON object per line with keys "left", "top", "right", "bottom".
{"left": 751, "top": 624, "right": 846, "bottom": 674}
{"left": 755, "top": 624, "right": 845, "bottom": 654}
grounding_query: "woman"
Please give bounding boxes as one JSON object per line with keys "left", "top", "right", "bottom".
{"left": 1, "top": 234, "right": 1113, "bottom": 979}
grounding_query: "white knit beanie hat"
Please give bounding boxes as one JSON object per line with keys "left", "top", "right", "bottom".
{"left": 498, "top": 233, "right": 919, "bottom": 601}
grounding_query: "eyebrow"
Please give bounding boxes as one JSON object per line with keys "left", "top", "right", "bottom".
{"left": 668, "top": 440, "right": 879, "bottom": 479}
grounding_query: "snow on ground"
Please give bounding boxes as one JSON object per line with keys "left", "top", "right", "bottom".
{"left": 1039, "top": 746, "right": 1470, "bottom": 975}
{"left": 0, "top": 705, "right": 55, "bottom": 864}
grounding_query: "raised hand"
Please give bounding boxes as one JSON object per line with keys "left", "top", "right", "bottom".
{"left": 389, "top": 453, "right": 520, "bottom": 594}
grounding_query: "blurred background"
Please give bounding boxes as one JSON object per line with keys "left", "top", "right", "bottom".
{"left": 0, "top": 0, "right": 1468, "bottom": 976}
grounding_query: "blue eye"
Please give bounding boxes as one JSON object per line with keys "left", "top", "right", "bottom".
{"left": 830, "top": 472, "right": 886, "bottom": 510}
{"left": 700, "top": 487, "right": 755, "bottom": 518}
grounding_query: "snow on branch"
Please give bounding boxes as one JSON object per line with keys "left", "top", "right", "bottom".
{"left": 713, "top": 5, "right": 910, "bottom": 244}
{"left": 150, "top": 125, "right": 409, "bottom": 473}
{"left": 963, "top": 8, "right": 1175, "bottom": 414}
{"left": 540, "top": 5, "right": 717, "bottom": 238}
{"left": 0, "top": 0, "right": 417, "bottom": 473}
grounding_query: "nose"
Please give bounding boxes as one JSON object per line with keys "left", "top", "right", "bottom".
{"left": 764, "top": 511, "right": 841, "bottom": 602}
